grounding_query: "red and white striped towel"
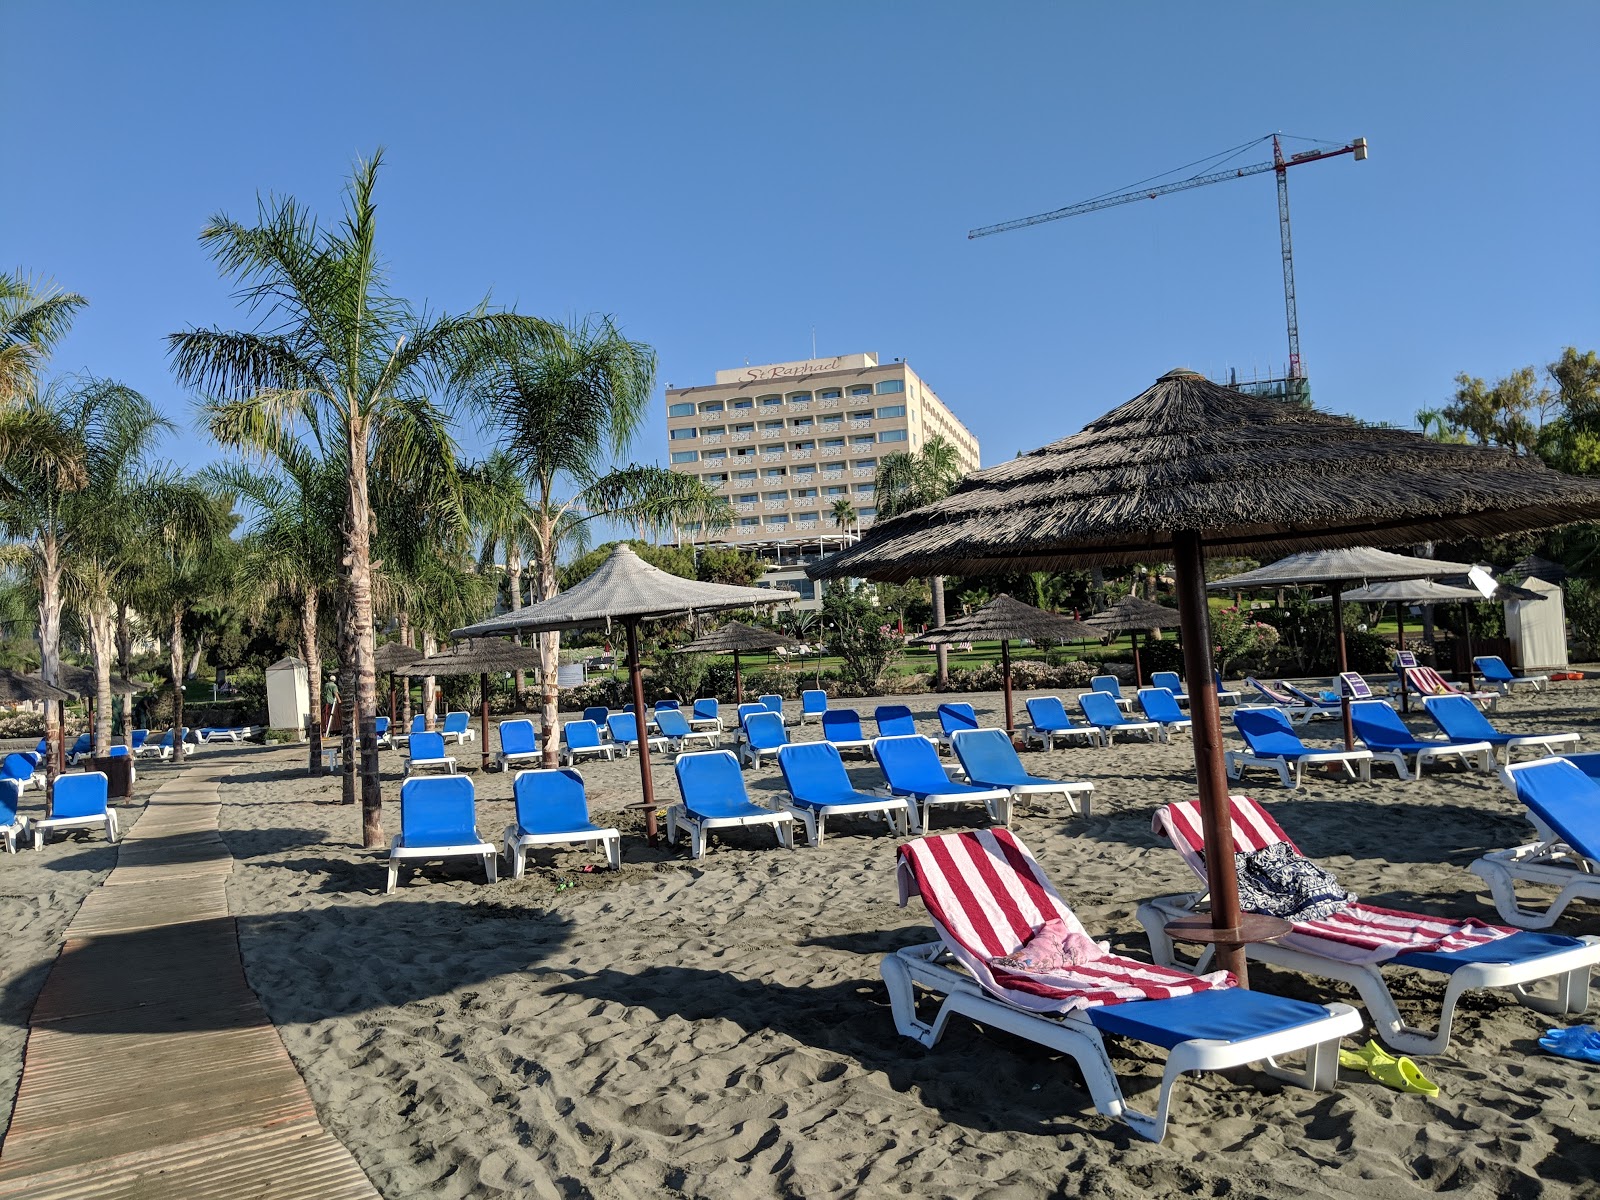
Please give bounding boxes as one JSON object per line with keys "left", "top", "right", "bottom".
{"left": 1153, "top": 797, "right": 1515, "bottom": 965}
{"left": 898, "top": 828, "right": 1233, "bottom": 1014}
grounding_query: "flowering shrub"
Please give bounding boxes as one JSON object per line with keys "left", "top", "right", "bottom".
{"left": 1211, "top": 606, "right": 1281, "bottom": 677}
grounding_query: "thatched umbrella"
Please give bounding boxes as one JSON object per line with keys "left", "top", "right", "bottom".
{"left": 454, "top": 544, "right": 785, "bottom": 842}
{"left": 0, "top": 671, "right": 73, "bottom": 777}
{"left": 1210, "top": 547, "right": 1476, "bottom": 745}
{"left": 375, "top": 641, "right": 426, "bottom": 722}
{"left": 909, "top": 594, "right": 1094, "bottom": 733}
{"left": 418, "top": 638, "right": 545, "bottom": 771}
{"left": 810, "top": 367, "right": 1600, "bottom": 982}
{"left": 1083, "top": 593, "right": 1182, "bottom": 687}
{"left": 672, "top": 620, "right": 799, "bottom": 706}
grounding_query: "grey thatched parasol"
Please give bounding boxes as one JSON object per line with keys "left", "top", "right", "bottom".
{"left": 0, "top": 669, "right": 71, "bottom": 703}
{"left": 419, "top": 639, "right": 547, "bottom": 770}
{"left": 375, "top": 641, "right": 425, "bottom": 673}
{"left": 811, "top": 368, "right": 1600, "bottom": 981}
{"left": 909, "top": 595, "right": 1095, "bottom": 732}
{"left": 454, "top": 544, "right": 786, "bottom": 840}
{"left": 52, "top": 666, "right": 144, "bottom": 698}
{"left": 672, "top": 621, "right": 799, "bottom": 706}
{"left": 1084, "top": 594, "right": 1183, "bottom": 686}
{"left": 1210, "top": 547, "right": 1479, "bottom": 744}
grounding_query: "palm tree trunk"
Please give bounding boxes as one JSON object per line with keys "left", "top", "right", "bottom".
{"left": 536, "top": 520, "right": 561, "bottom": 768}
{"left": 931, "top": 574, "right": 949, "bottom": 686}
{"left": 36, "top": 539, "right": 63, "bottom": 780}
{"left": 115, "top": 599, "right": 133, "bottom": 678}
{"left": 301, "top": 585, "right": 322, "bottom": 737}
{"left": 87, "top": 602, "right": 116, "bottom": 751}
{"left": 186, "top": 633, "right": 206, "bottom": 679}
{"left": 507, "top": 542, "right": 526, "bottom": 706}
{"left": 346, "top": 425, "right": 383, "bottom": 847}
{"left": 170, "top": 606, "right": 186, "bottom": 764}
{"left": 422, "top": 631, "right": 437, "bottom": 725}
{"left": 399, "top": 611, "right": 413, "bottom": 725}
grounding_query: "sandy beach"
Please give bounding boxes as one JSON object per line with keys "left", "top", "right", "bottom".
{"left": 5, "top": 684, "right": 1599, "bottom": 1198}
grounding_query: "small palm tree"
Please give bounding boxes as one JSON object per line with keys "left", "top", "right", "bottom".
{"left": 829, "top": 495, "right": 856, "bottom": 533}
{"left": 0, "top": 271, "right": 86, "bottom": 407}
{"left": 874, "top": 435, "right": 965, "bottom": 680}
{"left": 169, "top": 151, "right": 554, "bottom": 846}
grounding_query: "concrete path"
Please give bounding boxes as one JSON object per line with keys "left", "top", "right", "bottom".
{"left": 0, "top": 771, "right": 380, "bottom": 1199}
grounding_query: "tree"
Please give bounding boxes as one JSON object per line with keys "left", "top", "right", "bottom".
{"left": 822, "top": 584, "right": 900, "bottom": 691}
{"left": 695, "top": 546, "right": 764, "bottom": 587}
{"left": 464, "top": 317, "right": 730, "bottom": 766}
{"left": 873, "top": 434, "right": 964, "bottom": 681}
{"left": 0, "top": 377, "right": 168, "bottom": 769}
{"left": 829, "top": 495, "right": 856, "bottom": 533}
{"left": 0, "top": 271, "right": 86, "bottom": 408}
{"left": 169, "top": 151, "right": 553, "bottom": 847}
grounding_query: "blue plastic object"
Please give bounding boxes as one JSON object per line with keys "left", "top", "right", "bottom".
{"left": 875, "top": 735, "right": 992, "bottom": 800}
{"left": 1138, "top": 688, "right": 1187, "bottom": 725}
{"left": 565, "top": 719, "right": 604, "bottom": 751}
{"left": 937, "top": 703, "right": 979, "bottom": 739}
{"left": 654, "top": 699, "right": 681, "bottom": 711}
{"left": 398, "top": 775, "right": 478, "bottom": 847}
{"left": 1393, "top": 930, "right": 1587, "bottom": 974}
{"left": 1085, "top": 987, "right": 1332, "bottom": 1051}
{"left": 374, "top": 716, "right": 390, "bottom": 736}
{"left": 498, "top": 719, "right": 538, "bottom": 757}
{"left": 0, "top": 753, "right": 35, "bottom": 785}
{"left": 692, "top": 698, "right": 719, "bottom": 723}
{"left": 1425, "top": 695, "right": 1518, "bottom": 746}
{"left": 1508, "top": 758, "right": 1600, "bottom": 861}
{"left": 1232, "top": 708, "right": 1310, "bottom": 758}
{"left": 1349, "top": 700, "right": 1436, "bottom": 753}
{"left": 1091, "top": 676, "right": 1125, "bottom": 701}
{"left": 778, "top": 741, "right": 880, "bottom": 810}
{"left": 67, "top": 733, "right": 91, "bottom": 759}
{"left": 674, "top": 751, "right": 768, "bottom": 819}
{"left": 442, "top": 712, "right": 469, "bottom": 737}
{"left": 953, "top": 728, "right": 1060, "bottom": 789}
{"left": 801, "top": 689, "right": 828, "bottom": 717}
{"left": 743, "top": 711, "right": 786, "bottom": 751}
{"left": 583, "top": 705, "right": 610, "bottom": 727}
{"left": 823, "top": 708, "right": 869, "bottom": 744}
{"left": 1475, "top": 656, "right": 1517, "bottom": 684}
{"left": 875, "top": 705, "right": 917, "bottom": 737}
{"left": 655, "top": 708, "right": 694, "bottom": 739}
{"left": 409, "top": 731, "right": 448, "bottom": 761}
{"left": 1079, "top": 690, "right": 1135, "bottom": 730}
{"left": 0, "top": 779, "right": 20, "bottom": 827}
{"left": 1026, "top": 696, "right": 1081, "bottom": 732}
{"left": 1151, "top": 671, "right": 1185, "bottom": 696}
{"left": 409, "top": 714, "right": 427, "bottom": 735}
{"left": 52, "top": 772, "right": 109, "bottom": 820}
{"left": 736, "top": 703, "right": 765, "bottom": 729}
{"left": 512, "top": 769, "right": 605, "bottom": 836}
{"left": 607, "top": 712, "right": 648, "bottom": 747}
{"left": 1539, "top": 1025, "right": 1600, "bottom": 1063}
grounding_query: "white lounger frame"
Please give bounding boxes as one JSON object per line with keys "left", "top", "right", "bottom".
{"left": 899, "top": 783, "right": 1012, "bottom": 833}
{"left": 1224, "top": 746, "right": 1373, "bottom": 789}
{"left": 665, "top": 801, "right": 795, "bottom": 861}
{"left": 1470, "top": 761, "right": 1600, "bottom": 928}
{"left": 663, "top": 727, "right": 720, "bottom": 753}
{"left": 1088, "top": 716, "right": 1164, "bottom": 744}
{"left": 563, "top": 742, "right": 615, "bottom": 767}
{"left": 1, "top": 814, "right": 29, "bottom": 853}
{"left": 776, "top": 789, "right": 917, "bottom": 847}
{"left": 385, "top": 836, "right": 497, "bottom": 893}
{"left": 997, "top": 778, "right": 1094, "bottom": 819}
{"left": 882, "top": 942, "right": 1358, "bottom": 1143}
{"left": 1138, "top": 892, "right": 1599, "bottom": 1056}
{"left": 737, "top": 738, "right": 784, "bottom": 769}
{"left": 497, "top": 749, "right": 543, "bottom": 772}
{"left": 1365, "top": 739, "right": 1494, "bottom": 782}
{"left": 1023, "top": 724, "right": 1104, "bottom": 751}
{"left": 404, "top": 754, "right": 457, "bottom": 777}
{"left": 502, "top": 822, "right": 621, "bottom": 876}
{"left": 33, "top": 807, "right": 120, "bottom": 850}
{"left": 1483, "top": 732, "right": 1581, "bottom": 765}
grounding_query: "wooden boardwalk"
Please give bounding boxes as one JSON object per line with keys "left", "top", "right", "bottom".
{"left": 0, "top": 771, "right": 380, "bottom": 1199}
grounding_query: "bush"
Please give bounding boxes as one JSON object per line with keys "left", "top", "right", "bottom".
{"left": 650, "top": 651, "right": 710, "bottom": 702}
{"left": 823, "top": 588, "right": 902, "bottom": 692}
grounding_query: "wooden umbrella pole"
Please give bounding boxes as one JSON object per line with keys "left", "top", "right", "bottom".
{"left": 1000, "top": 638, "right": 1014, "bottom": 734}
{"left": 1396, "top": 603, "right": 1409, "bottom": 713}
{"left": 56, "top": 699, "right": 66, "bottom": 778}
{"left": 1132, "top": 630, "right": 1143, "bottom": 687}
{"left": 1332, "top": 582, "right": 1354, "bottom": 751}
{"left": 479, "top": 671, "right": 491, "bottom": 772}
{"left": 389, "top": 674, "right": 397, "bottom": 724}
{"left": 1172, "top": 530, "right": 1248, "bottom": 985}
{"left": 733, "top": 649, "right": 743, "bottom": 707}
{"left": 627, "top": 619, "right": 659, "bottom": 845}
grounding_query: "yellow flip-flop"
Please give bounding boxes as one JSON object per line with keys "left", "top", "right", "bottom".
{"left": 1339, "top": 1039, "right": 1439, "bottom": 1098}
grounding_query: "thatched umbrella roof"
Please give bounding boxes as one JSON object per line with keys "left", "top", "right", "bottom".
{"left": 0, "top": 669, "right": 71, "bottom": 703}
{"left": 1313, "top": 577, "right": 1542, "bottom": 605}
{"left": 1208, "top": 546, "right": 1475, "bottom": 591}
{"left": 418, "top": 638, "right": 544, "bottom": 676}
{"left": 908, "top": 593, "right": 1096, "bottom": 645}
{"left": 375, "top": 641, "right": 425, "bottom": 674}
{"left": 809, "top": 370, "right": 1600, "bottom": 580}
{"left": 1509, "top": 553, "right": 1568, "bottom": 586}
{"left": 1084, "top": 593, "right": 1183, "bottom": 632}
{"left": 673, "top": 621, "right": 799, "bottom": 655}
{"left": 51, "top": 666, "right": 144, "bottom": 697}
{"left": 453, "top": 544, "right": 788, "bottom": 842}
{"left": 809, "top": 367, "right": 1600, "bottom": 983}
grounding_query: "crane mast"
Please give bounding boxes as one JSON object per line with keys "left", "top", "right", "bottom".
{"left": 971, "top": 134, "right": 1367, "bottom": 383}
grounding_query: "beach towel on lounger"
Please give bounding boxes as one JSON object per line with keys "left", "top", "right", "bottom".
{"left": 898, "top": 829, "right": 1233, "bottom": 1013}
{"left": 1154, "top": 798, "right": 1516, "bottom": 965}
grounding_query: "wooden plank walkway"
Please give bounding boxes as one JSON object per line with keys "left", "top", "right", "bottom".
{"left": 0, "top": 771, "right": 381, "bottom": 1199}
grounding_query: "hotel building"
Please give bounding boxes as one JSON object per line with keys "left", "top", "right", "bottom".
{"left": 664, "top": 353, "right": 980, "bottom": 606}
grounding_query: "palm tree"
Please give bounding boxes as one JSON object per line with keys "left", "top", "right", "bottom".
{"left": 463, "top": 451, "right": 536, "bottom": 703}
{"left": 464, "top": 317, "right": 731, "bottom": 765}
{"left": 168, "top": 151, "right": 555, "bottom": 847}
{"left": 0, "top": 271, "right": 86, "bottom": 408}
{"left": 0, "top": 377, "right": 168, "bottom": 769}
{"left": 829, "top": 495, "right": 856, "bottom": 534}
{"left": 874, "top": 434, "right": 964, "bottom": 683}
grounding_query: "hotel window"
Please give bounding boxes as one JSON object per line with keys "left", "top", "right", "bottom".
{"left": 792, "top": 440, "right": 815, "bottom": 452}
{"left": 793, "top": 463, "right": 816, "bottom": 476}
{"left": 764, "top": 468, "right": 786, "bottom": 480}
{"left": 818, "top": 388, "right": 842, "bottom": 400}
{"left": 823, "top": 461, "right": 846, "bottom": 472}
{"left": 670, "top": 450, "right": 699, "bottom": 464}
{"left": 851, "top": 434, "right": 875, "bottom": 446}
{"left": 854, "top": 481, "right": 875, "bottom": 494}
{"left": 796, "top": 512, "right": 820, "bottom": 527}
{"left": 761, "top": 420, "right": 785, "bottom": 434}
{"left": 825, "top": 485, "right": 849, "bottom": 497}
{"left": 733, "top": 447, "right": 757, "bottom": 458}
{"left": 876, "top": 379, "right": 905, "bottom": 395}
{"left": 787, "top": 391, "right": 811, "bottom": 403}
{"left": 733, "top": 422, "right": 755, "bottom": 434}
{"left": 794, "top": 487, "right": 818, "bottom": 500}
{"left": 700, "top": 400, "right": 724, "bottom": 414}
{"left": 790, "top": 416, "right": 813, "bottom": 429}
{"left": 857, "top": 506, "right": 877, "bottom": 519}
{"left": 736, "top": 493, "right": 758, "bottom": 504}
{"left": 703, "top": 472, "right": 728, "bottom": 485}
{"left": 703, "top": 425, "right": 726, "bottom": 438}
{"left": 669, "top": 427, "right": 698, "bottom": 441}
{"left": 767, "top": 514, "right": 790, "bottom": 527}
{"left": 668, "top": 402, "right": 694, "bottom": 417}
{"left": 879, "top": 429, "right": 908, "bottom": 443}
{"left": 850, "top": 410, "right": 873, "bottom": 422}
{"left": 765, "top": 490, "right": 787, "bottom": 502}
{"left": 758, "top": 394, "right": 783, "bottom": 407}
{"left": 822, "top": 437, "right": 846, "bottom": 450}
{"left": 819, "top": 414, "right": 843, "bottom": 428}
{"left": 704, "top": 449, "right": 727, "bottom": 462}
{"left": 740, "top": 516, "right": 761, "bottom": 528}
{"left": 876, "top": 404, "right": 905, "bottom": 419}
{"left": 735, "top": 470, "right": 758, "bottom": 482}
{"left": 849, "top": 385, "right": 873, "bottom": 397}
{"left": 733, "top": 398, "right": 754, "bottom": 410}
{"left": 853, "top": 458, "right": 876, "bottom": 470}
{"left": 683, "top": 521, "right": 702, "bottom": 533}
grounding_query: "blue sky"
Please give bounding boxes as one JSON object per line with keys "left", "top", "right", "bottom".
{"left": 9, "top": 2, "right": 1598, "bottom": 475}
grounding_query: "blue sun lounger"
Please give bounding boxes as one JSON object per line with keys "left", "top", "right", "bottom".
{"left": 607, "top": 712, "right": 668, "bottom": 758}
{"left": 738, "top": 711, "right": 787, "bottom": 768}
{"left": 1476, "top": 757, "right": 1600, "bottom": 928}
{"left": 1137, "top": 687, "right": 1192, "bottom": 739}
{"left": 1023, "top": 696, "right": 1103, "bottom": 750}
{"left": 874, "top": 734, "right": 1011, "bottom": 830}
{"left": 374, "top": 716, "right": 392, "bottom": 748}
{"left": 561, "top": 719, "right": 614, "bottom": 766}
{"left": 441, "top": 710, "right": 474, "bottom": 745}
{"left": 33, "top": 771, "right": 119, "bottom": 850}
{"left": 385, "top": 775, "right": 497, "bottom": 893}
{"left": 1078, "top": 690, "right": 1162, "bottom": 744}
{"left": 496, "top": 719, "right": 542, "bottom": 772}
{"left": 823, "top": 708, "right": 874, "bottom": 758}
{"left": 1423, "top": 694, "right": 1579, "bottom": 764}
{"left": 0, "top": 753, "right": 40, "bottom": 795}
{"left": 1151, "top": 671, "right": 1188, "bottom": 706}
{"left": 394, "top": 714, "right": 426, "bottom": 747}
{"left": 66, "top": 733, "right": 92, "bottom": 765}
{"left": 503, "top": 768, "right": 620, "bottom": 876}
{"left": 582, "top": 706, "right": 611, "bottom": 733}
{"left": 655, "top": 706, "right": 720, "bottom": 752}
{"left": 0, "top": 780, "right": 29, "bottom": 853}
{"left": 404, "top": 731, "right": 457, "bottom": 777}
{"left": 759, "top": 694, "right": 787, "bottom": 724}
{"left": 875, "top": 705, "right": 918, "bottom": 738}
{"left": 689, "top": 698, "right": 722, "bottom": 733}
{"left": 776, "top": 741, "right": 914, "bottom": 845}
{"left": 935, "top": 702, "right": 980, "bottom": 749}
{"left": 668, "top": 750, "right": 795, "bottom": 860}
{"left": 1474, "top": 655, "right": 1548, "bottom": 696}
{"left": 950, "top": 728, "right": 1093, "bottom": 818}
{"left": 1224, "top": 706, "right": 1372, "bottom": 788}
{"left": 1089, "top": 675, "right": 1134, "bottom": 712}
{"left": 1348, "top": 699, "right": 1493, "bottom": 781}
{"left": 800, "top": 689, "right": 829, "bottom": 724}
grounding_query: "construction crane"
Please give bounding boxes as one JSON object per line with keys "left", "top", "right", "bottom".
{"left": 970, "top": 133, "right": 1367, "bottom": 382}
